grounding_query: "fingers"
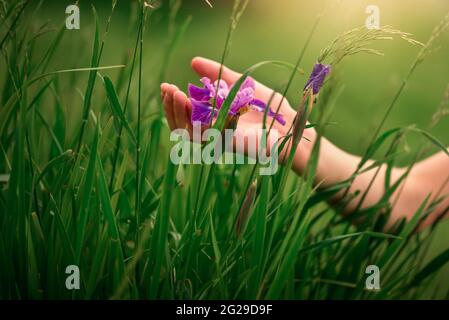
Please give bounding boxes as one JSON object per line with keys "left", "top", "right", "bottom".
{"left": 191, "top": 56, "right": 282, "bottom": 105}
{"left": 191, "top": 57, "right": 241, "bottom": 84}
{"left": 161, "top": 83, "right": 192, "bottom": 132}
{"left": 173, "top": 90, "right": 191, "bottom": 132}
{"left": 161, "top": 83, "right": 176, "bottom": 130}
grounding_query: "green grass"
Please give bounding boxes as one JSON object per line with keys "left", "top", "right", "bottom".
{"left": 1, "top": 0, "right": 449, "bottom": 299}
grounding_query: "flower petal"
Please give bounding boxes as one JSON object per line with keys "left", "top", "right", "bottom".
{"left": 214, "top": 79, "right": 229, "bottom": 92}
{"left": 229, "top": 88, "right": 253, "bottom": 114}
{"left": 304, "top": 63, "right": 331, "bottom": 95}
{"left": 188, "top": 83, "right": 210, "bottom": 101}
{"left": 190, "top": 99, "right": 216, "bottom": 125}
{"left": 200, "top": 77, "right": 214, "bottom": 93}
{"left": 216, "top": 96, "right": 225, "bottom": 109}
{"left": 240, "top": 77, "right": 255, "bottom": 91}
{"left": 248, "top": 100, "right": 285, "bottom": 125}
{"left": 270, "top": 112, "right": 286, "bottom": 126}
{"left": 249, "top": 99, "right": 286, "bottom": 125}
{"left": 227, "top": 77, "right": 256, "bottom": 114}
{"left": 249, "top": 98, "right": 266, "bottom": 112}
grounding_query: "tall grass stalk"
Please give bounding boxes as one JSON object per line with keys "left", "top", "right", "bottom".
{"left": 135, "top": 1, "right": 147, "bottom": 239}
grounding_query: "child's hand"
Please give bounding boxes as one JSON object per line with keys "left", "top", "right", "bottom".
{"left": 160, "top": 56, "right": 312, "bottom": 159}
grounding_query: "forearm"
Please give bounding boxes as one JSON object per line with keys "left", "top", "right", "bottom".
{"left": 273, "top": 100, "right": 449, "bottom": 228}
{"left": 291, "top": 133, "right": 359, "bottom": 188}
{"left": 290, "top": 128, "right": 365, "bottom": 191}
{"left": 290, "top": 132, "right": 449, "bottom": 228}
{"left": 391, "top": 153, "right": 449, "bottom": 227}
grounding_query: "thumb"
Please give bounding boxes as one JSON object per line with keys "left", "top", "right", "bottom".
{"left": 190, "top": 56, "right": 283, "bottom": 105}
{"left": 191, "top": 56, "right": 241, "bottom": 84}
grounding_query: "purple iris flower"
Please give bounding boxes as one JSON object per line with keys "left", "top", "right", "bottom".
{"left": 188, "top": 76, "right": 286, "bottom": 126}
{"left": 304, "top": 63, "right": 331, "bottom": 95}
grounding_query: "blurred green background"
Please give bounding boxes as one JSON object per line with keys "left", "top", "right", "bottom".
{"left": 39, "top": 0, "right": 449, "bottom": 153}
{"left": 27, "top": 0, "right": 449, "bottom": 295}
